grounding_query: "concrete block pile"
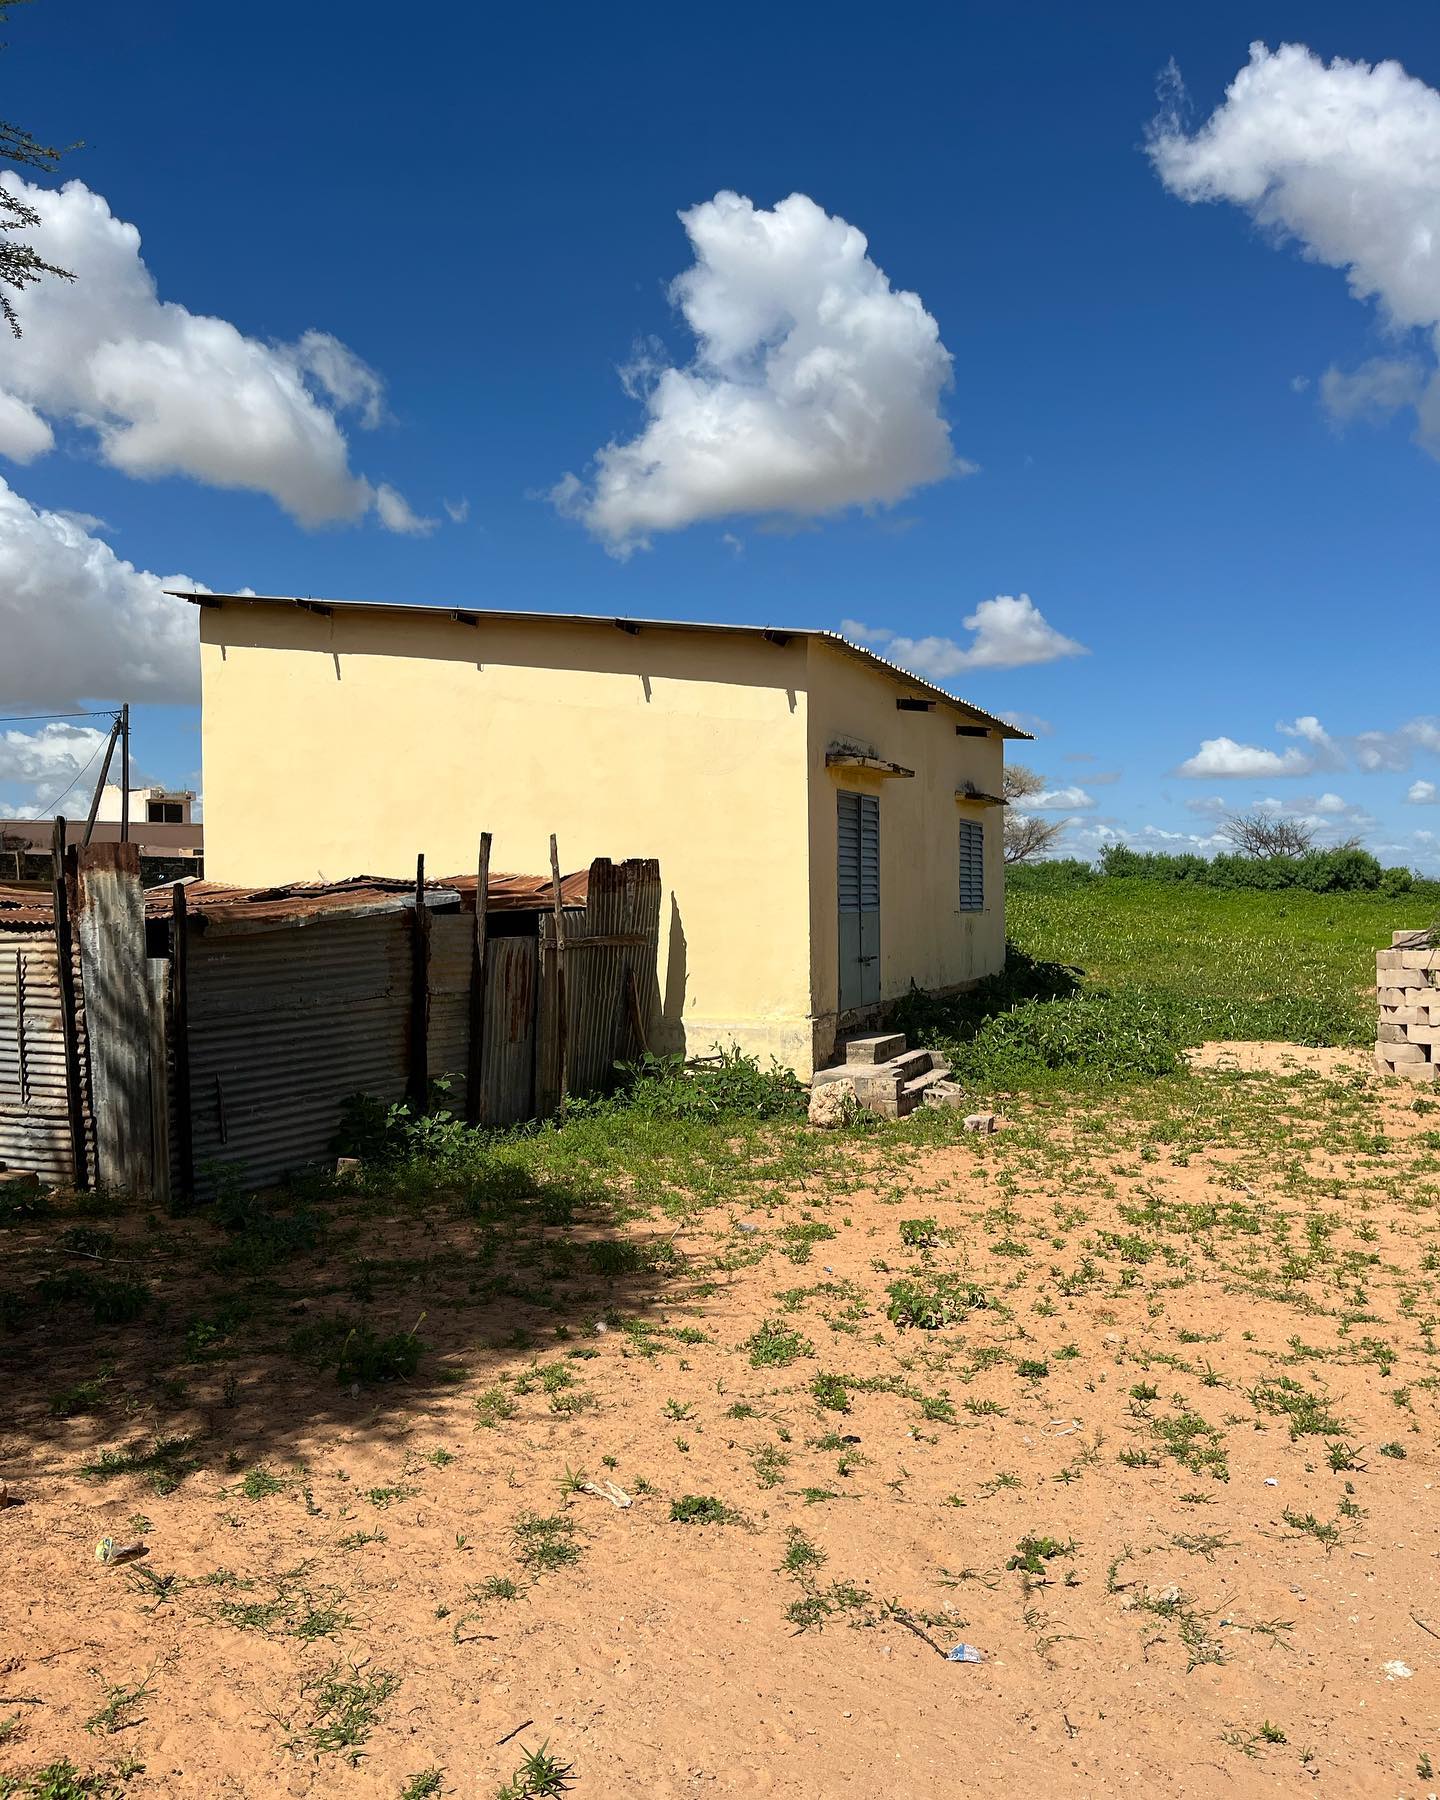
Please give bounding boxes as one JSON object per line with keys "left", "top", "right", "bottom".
{"left": 1376, "top": 931, "right": 1440, "bottom": 1084}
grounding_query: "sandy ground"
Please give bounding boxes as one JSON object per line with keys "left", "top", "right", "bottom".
{"left": 2, "top": 1055, "right": 1438, "bottom": 1799}
{"left": 1186, "top": 1042, "right": 1372, "bottom": 1078}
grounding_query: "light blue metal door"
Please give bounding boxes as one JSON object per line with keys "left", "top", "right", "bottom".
{"left": 838, "top": 791, "right": 880, "bottom": 1010}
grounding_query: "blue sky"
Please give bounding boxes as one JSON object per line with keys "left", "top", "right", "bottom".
{"left": 3, "top": 0, "right": 1439, "bottom": 866}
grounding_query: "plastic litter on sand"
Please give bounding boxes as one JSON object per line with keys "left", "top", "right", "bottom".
{"left": 946, "top": 1644, "right": 986, "bottom": 1664}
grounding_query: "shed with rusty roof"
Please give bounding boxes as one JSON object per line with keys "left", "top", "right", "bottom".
{"left": 181, "top": 594, "right": 1025, "bottom": 1072}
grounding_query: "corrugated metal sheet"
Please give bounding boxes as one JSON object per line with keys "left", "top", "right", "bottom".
{"left": 139, "top": 871, "right": 575, "bottom": 928}
{"left": 184, "top": 911, "right": 412, "bottom": 1197}
{"left": 0, "top": 935, "right": 80, "bottom": 1181}
{"left": 537, "top": 859, "right": 661, "bottom": 1112}
{"left": 428, "top": 911, "right": 473, "bottom": 1100}
{"left": 146, "top": 877, "right": 460, "bottom": 932}
{"left": 0, "top": 885, "right": 56, "bottom": 932}
{"left": 478, "top": 934, "right": 537, "bottom": 1126}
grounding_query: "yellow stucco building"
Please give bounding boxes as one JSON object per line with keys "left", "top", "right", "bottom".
{"left": 183, "top": 595, "right": 1026, "bottom": 1073}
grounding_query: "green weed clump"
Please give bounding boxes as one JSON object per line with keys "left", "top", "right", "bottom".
{"left": 601, "top": 1048, "right": 807, "bottom": 1122}
{"left": 746, "top": 1320, "right": 813, "bottom": 1367}
{"left": 885, "top": 1274, "right": 986, "bottom": 1330}
{"left": 669, "top": 1494, "right": 740, "bottom": 1525}
{"left": 337, "top": 1320, "right": 425, "bottom": 1385}
{"left": 37, "top": 1271, "right": 150, "bottom": 1325}
{"left": 0, "top": 1761, "right": 124, "bottom": 1799}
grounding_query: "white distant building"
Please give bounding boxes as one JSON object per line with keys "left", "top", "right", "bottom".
{"left": 92, "top": 785, "right": 198, "bottom": 826}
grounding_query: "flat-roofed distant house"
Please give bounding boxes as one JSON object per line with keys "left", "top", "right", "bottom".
{"left": 1, "top": 786, "right": 203, "bottom": 883}
{"left": 180, "top": 593, "right": 1026, "bottom": 1073}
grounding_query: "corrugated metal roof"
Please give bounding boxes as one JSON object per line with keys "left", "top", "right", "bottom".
{"left": 143, "top": 876, "right": 459, "bottom": 931}
{"left": 0, "top": 885, "right": 55, "bottom": 932}
{"left": 439, "top": 868, "right": 590, "bottom": 911}
{"left": 170, "top": 591, "right": 1031, "bottom": 739}
{"left": 6, "top": 870, "right": 589, "bottom": 933}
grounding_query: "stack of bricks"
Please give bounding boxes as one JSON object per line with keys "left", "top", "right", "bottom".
{"left": 1376, "top": 930, "right": 1440, "bottom": 1084}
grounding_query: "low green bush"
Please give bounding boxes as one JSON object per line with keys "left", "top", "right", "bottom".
{"left": 602, "top": 1048, "right": 807, "bottom": 1121}
{"left": 1095, "top": 842, "right": 1414, "bottom": 894}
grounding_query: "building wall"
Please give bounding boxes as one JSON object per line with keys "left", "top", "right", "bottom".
{"left": 804, "top": 638, "right": 1007, "bottom": 1065}
{"left": 198, "top": 605, "right": 819, "bottom": 1069}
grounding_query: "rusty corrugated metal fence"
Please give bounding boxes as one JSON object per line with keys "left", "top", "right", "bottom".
{"left": 0, "top": 933, "right": 85, "bottom": 1183}
{"left": 1, "top": 853, "right": 660, "bottom": 1201}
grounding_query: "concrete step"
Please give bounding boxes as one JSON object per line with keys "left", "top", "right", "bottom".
{"left": 902, "top": 1068, "right": 949, "bottom": 1097}
{"left": 842, "top": 1031, "right": 906, "bottom": 1066}
{"left": 892, "top": 1048, "right": 933, "bottom": 1081}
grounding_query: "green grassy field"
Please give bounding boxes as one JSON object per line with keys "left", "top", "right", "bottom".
{"left": 1007, "top": 872, "right": 1437, "bottom": 1049}
{"left": 886, "top": 872, "right": 1440, "bottom": 1086}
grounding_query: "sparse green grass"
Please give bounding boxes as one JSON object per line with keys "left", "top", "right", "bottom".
{"left": 399, "top": 1771, "right": 445, "bottom": 1800}
{"left": 0, "top": 1763, "right": 125, "bottom": 1799}
{"left": 238, "top": 1465, "right": 286, "bottom": 1501}
{"left": 1005, "top": 1535, "right": 1075, "bottom": 1576}
{"left": 83, "top": 1660, "right": 160, "bottom": 1736}
{"left": 293, "top": 1661, "right": 399, "bottom": 1762}
{"left": 80, "top": 1436, "right": 198, "bottom": 1496}
{"left": 496, "top": 1740, "right": 575, "bottom": 1799}
{"left": 884, "top": 1274, "right": 986, "bottom": 1330}
{"left": 670, "top": 1494, "right": 741, "bottom": 1525}
{"left": 6, "top": 881, "right": 1440, "bottom": 1793}
{"left": 512, "top": 1513, "right": 581, "bottom": 1572}
{"left": 745, "top": 1320, "right": 813, "bottom": 1367}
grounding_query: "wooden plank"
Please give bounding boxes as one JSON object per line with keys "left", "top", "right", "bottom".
{"left": 146, "top": 959, "right": 171, "bottom": 1213}
{"left": 171, "top": 882, "right": 194, "bottom": 1205}
{"left": 408, "top": 853, "right": 430, "bottom": 1113}
{"left": 549, "top": 833, "right": 568, "bottom": 1107}
{"left": 50, "top": 819, "right": 88, "bottom": 1186}
{"left": 465, "top": 831, "right": 493, "bottom": 1126}
{"left": 74, "top": 843, "right": 153, "bottom": 1195}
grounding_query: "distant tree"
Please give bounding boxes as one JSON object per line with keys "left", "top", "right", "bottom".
{"left": 1003, "top": 762, "right": 1064, "bottom": 864}
{"left": 0, "top": 1, "right": 75, "bottom": 337}
{"left": 1222, "top": 812, "right": 1315, "bottom": 859}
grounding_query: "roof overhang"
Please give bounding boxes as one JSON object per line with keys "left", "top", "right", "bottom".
{"left": 170, "top": 591, "right": 1032, "bottom": 741}
{"left": 826, "top": 749, "right": 915, "bottom": 779}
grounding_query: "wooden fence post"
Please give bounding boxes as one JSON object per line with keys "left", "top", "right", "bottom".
{"left": 549, "top": 834, "right": 569, "bottom": 1107}
{"left": 170, "top": 882, "right": 194, "bottom": 1205}
{"left": 50, "top": 816, "right": 89, "bottom": 1188}
{"left": 408, "top": 853, "right": 430, "bottom": 1113}
{"left": 465, "top": 832, "right": 492, "bottom": 1126}
{"left": 74, "top": 843, "right": 152, "bottom": 1194}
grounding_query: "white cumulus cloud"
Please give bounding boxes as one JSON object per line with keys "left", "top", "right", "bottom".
{"left": 1409, "top": 779, "right": 1439, "bottom": 804}
{"left": 553, "top": 191, "right": 959, "bottom": 553}
{"left": 373, "top": 483, "right": 438, "bottom": 536}
{"left": 841, "top": 595, "right": 1087, "bottom": 680}
{"left": 1176, "top": 716, "right": 1354, "bottom": 779}
{"left": 1175, "top": 737, "right": 1314, "bottom": 779}
{"left": 1011, "top": 785, "right": 1096, "bottom": 812}
{"left": 1351, "top": 718, "right": 1440, "bottom": 770}
{"left": 0, "top": 175, "right": 425, "bottom": 529}
{"left": 1276, "top": 714, "right": 1345, "bottom": 770}
{"left": 1150, "top": 42, "right": 1440, "bottom": 458}
{"left": 0, "top": 721, "right": 154, "bottom": 816}
{"left": 0, "top": 476, "right": 200, "bottom": 705}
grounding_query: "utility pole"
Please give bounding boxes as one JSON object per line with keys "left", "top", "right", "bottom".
{"left": 81, "top": 710, "right": 123, "bottom": 848}
{"left": 120, "top": 702, "right": 130, "bottom": 844}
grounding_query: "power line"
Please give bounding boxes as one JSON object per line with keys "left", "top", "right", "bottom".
{"left": 17, "top": 734, "right": 115, "bottom": 822}
{"left": 0, "top": 709, "right": 121, "bottom": 725}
